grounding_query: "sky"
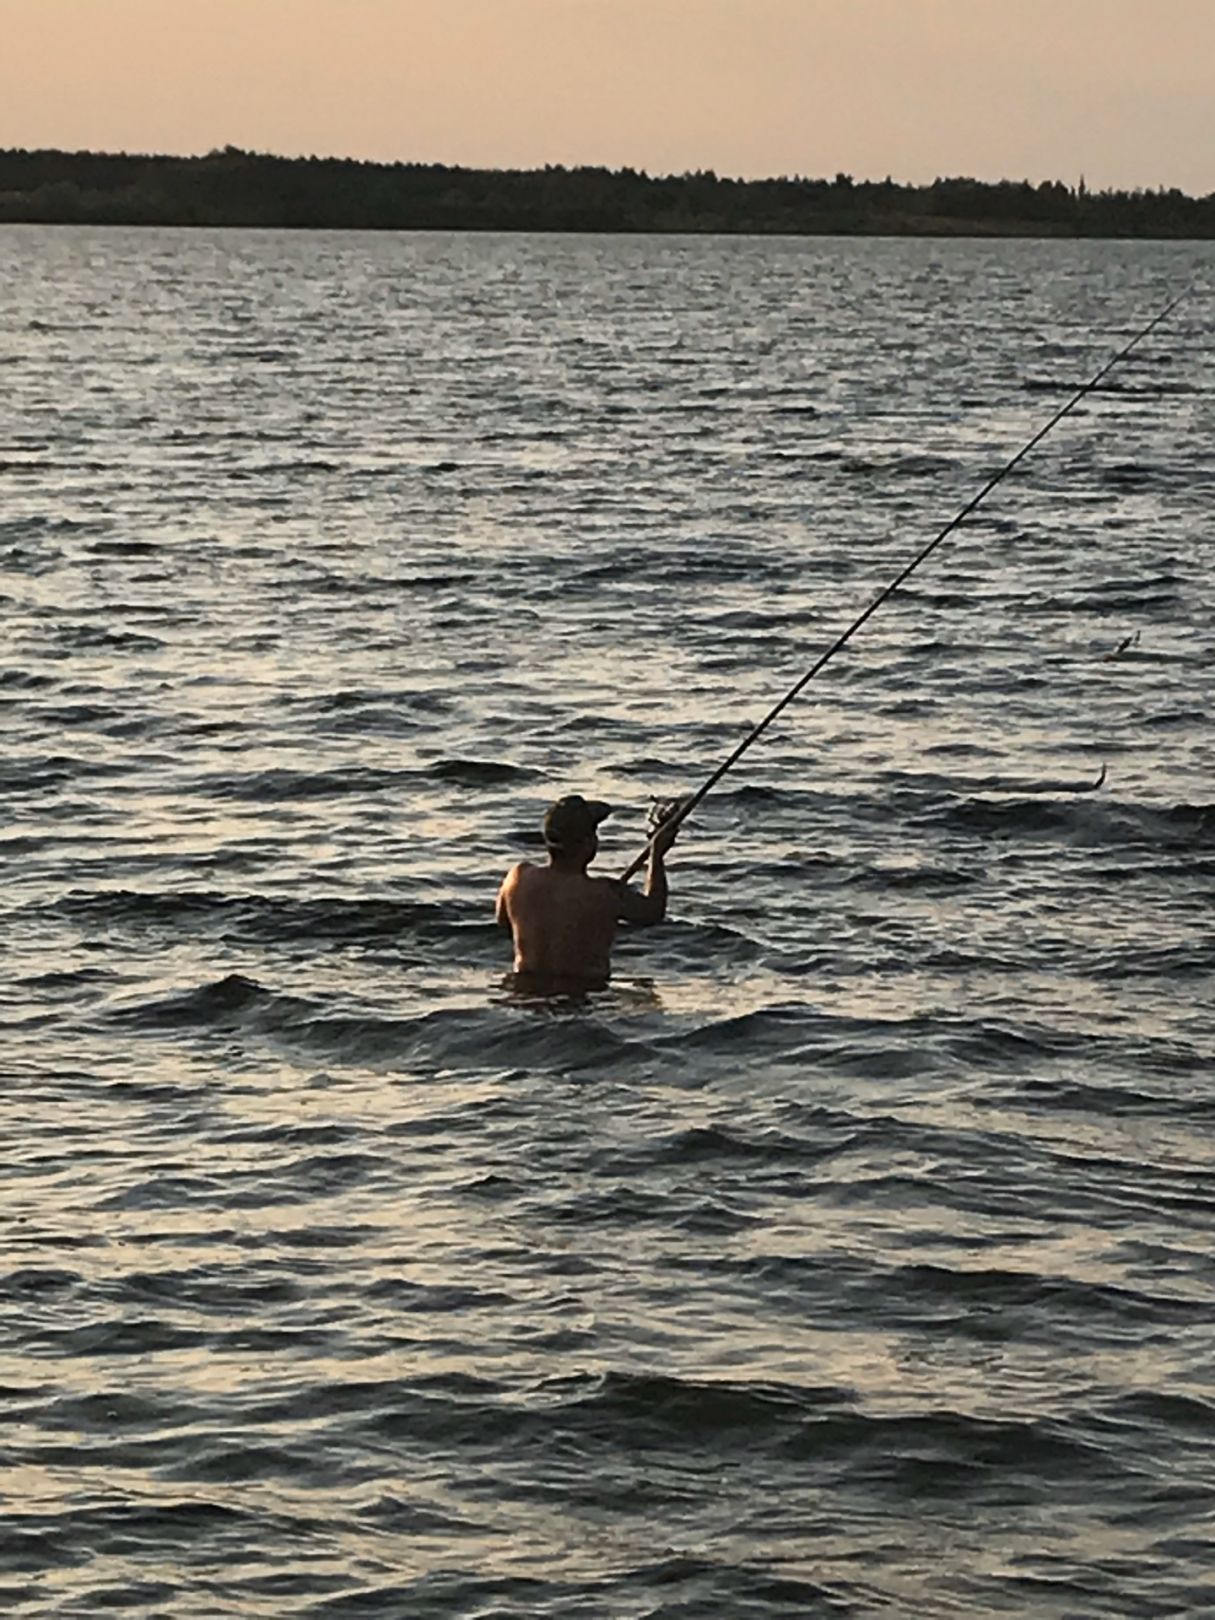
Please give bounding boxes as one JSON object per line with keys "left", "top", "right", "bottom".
{"left": 2, "top": 0, "right": 1212, "bottom": 194}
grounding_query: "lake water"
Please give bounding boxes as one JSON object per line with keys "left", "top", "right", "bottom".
{"left": 2, "top": 226, "right": 1213, "bottom": 1616}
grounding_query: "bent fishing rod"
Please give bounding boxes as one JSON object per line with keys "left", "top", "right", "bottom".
{"left": 621, "top": 289, "right": 1188, "bottom": 883}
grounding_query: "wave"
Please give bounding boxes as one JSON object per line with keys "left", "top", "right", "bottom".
{"left": 1027, "top": 575, "right": 1185, "bottom": 614}
{"left": 109, "top": 973, "right": 650, "bottom": 1072}
{"left": 200, "top": 758, "right": 536, "bottom": 801}
{"left": 0, "top": 668, "right": 55, "bottom": 689}
{"left": 1023, "top": 376, "right": 1197, "bottom": 397}
{"left": 0, "top": 513, "right": 95, "bottom": 537}
{"left": 426, "top": 758, "right": 537, "bottom": 786}
{"left": 45, "top": 889, "right": 476, "bottom": 945}
{"left": 843, "top": 860, "right": 976, "bottom": 892}
{"left": 885, "top": 1261, "right": 1208, "bottom": 1327}
{"left": 0, "top": 753, "right": 128, "bottom": 794}
{"left": 53, "top": 624, "right": 166, "bottom": 653}
{"left": 336, "top": 1365, "right": 1110, "bottom": 1499}
{"left": 840, "top": 452, "right": 960, "bottom": 479}
{"left": 84, "top": 538, "right": 164, "bottom": 557}
{"left": 925, "top": 795, "right": 1215, "bottom": 850}
{"left": 1004, "top": 1073, "right": 1215, "bottom": 1119}
{"left": 1089, "top": 941, "right": 1215, "bottom": 981}
{"left": 615, "top": 1119, "right": 843, "bottom": 1170}
{"left": 112, "top": 971, "right": 270, "bottom": 1027}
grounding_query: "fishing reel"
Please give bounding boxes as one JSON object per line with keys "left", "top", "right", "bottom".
{"left": 647, "top": 796, "right": 689, "bottom": 837}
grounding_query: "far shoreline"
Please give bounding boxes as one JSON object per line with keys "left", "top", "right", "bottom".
{"left": 2, "top": 147, "right": 1212, "bottom": 240}
{"left": 6, "top": 219, "right": 1212, "bottom": 243}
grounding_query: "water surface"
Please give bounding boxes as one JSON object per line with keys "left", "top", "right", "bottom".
{"left": 1, "top": 227, "right": 1213, "bottom": 1616}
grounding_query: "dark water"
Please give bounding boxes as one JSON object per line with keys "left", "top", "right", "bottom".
{"left": 2, "top": 226, "right": 1213, "bottom": 1616}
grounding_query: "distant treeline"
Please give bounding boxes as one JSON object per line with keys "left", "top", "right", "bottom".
{"left": 1, "top": 146, "right": 1212, "bottom": 237}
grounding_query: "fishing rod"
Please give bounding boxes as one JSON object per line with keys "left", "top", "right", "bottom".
{"left": 620, "top": 289, "right": 1188, "bottom": 883}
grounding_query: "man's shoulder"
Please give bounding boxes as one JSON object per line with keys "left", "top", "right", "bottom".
{"left": 553, "top": 870, "right": 621, "bottom": 907}
{"left": 504, "top": 864, "right": 619, "bottom": 903}
{"left": 588, "top": 874, "right": 630, "bottom": 911}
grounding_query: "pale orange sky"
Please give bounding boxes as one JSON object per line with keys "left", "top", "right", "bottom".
{"left": 2, "top": 0, "right": 1212, "bottom": 193}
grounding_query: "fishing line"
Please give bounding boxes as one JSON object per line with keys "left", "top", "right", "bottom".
{"left": 621, "top": 289, "right": 1189, "bottom": 882}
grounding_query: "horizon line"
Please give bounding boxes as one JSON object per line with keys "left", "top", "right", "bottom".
{"left": 2, "top": 142, "right": 1207, "bottom": 200}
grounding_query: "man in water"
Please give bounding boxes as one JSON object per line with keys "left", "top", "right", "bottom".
{"left": 496, "top": 794, "right": 680, "bottom": 992}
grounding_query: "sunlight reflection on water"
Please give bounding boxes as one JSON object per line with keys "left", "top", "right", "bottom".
{"left": 1, "top": 227, "right": 1212, "bottom": 1615}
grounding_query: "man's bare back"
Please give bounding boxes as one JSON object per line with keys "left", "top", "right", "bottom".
{"left": 497, "top": 864, "right": 623, "bottom": 988}
{"left": 496, "top": 794, "right": 678, "bottom": 993}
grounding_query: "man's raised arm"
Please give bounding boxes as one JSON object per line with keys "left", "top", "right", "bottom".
{"left": 613, "top": 813, "right": 679, "bottom": 927}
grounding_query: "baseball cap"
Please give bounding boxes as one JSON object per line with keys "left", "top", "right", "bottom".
{"left": 543, "top": 794, "right": 613, "bottom": 850}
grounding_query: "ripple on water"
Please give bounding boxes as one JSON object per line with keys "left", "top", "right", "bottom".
{"left": 0, "top": 229, "right": 1212, "bottom": 1617}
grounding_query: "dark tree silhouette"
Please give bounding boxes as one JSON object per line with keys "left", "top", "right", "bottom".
{"left": 0, "top": 148, "right": 1211, "bottom": 236}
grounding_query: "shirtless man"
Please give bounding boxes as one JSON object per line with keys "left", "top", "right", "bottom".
{"left": 496, "top": 794, "right": 679, "bottom": 992}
